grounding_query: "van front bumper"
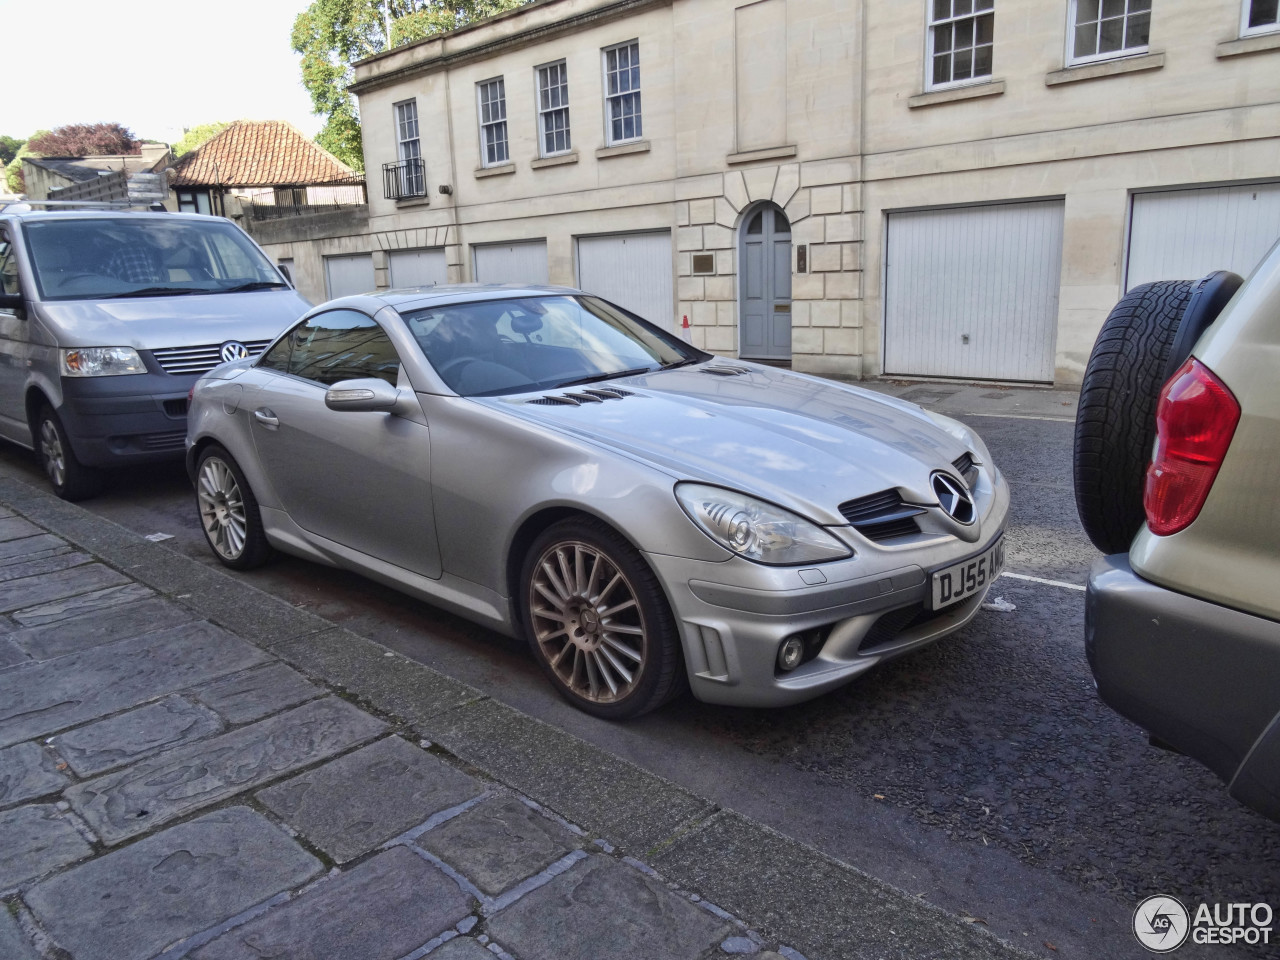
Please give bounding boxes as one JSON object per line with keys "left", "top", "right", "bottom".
{"left": 56, "top": 373, "right": 195, "bottom": 467}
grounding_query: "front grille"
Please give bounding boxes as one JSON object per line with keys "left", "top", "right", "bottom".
{"left": 163, "top": 398, "right": 188, "bottom": 417}
{"left": 151, "top": 339, "right": 273, "bottom": 375}
{"left": 139, "top": 431, "right": 187, "bottom": 451}
{"left": 953, "top": 451, "right": 979, "bottom": 487}
{"left": 838, "top": 489, "right": 926, "bottom": 542}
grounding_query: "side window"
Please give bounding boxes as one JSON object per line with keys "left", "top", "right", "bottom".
{"left": 257, "top": 333, "right": 293, "bottom": 373}
{"left": 0, "top": 230, "right": 19, "bottom": 296}
{"left": 280, "top": 309, "right": 402, "bottom": 386}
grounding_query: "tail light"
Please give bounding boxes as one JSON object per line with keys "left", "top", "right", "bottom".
{"left": 1144, "top": 358, "right": 1240, "bottom": 537}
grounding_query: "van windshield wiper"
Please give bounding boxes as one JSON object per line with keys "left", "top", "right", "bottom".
{"left": 550, "top": 365, "right": 658, "bottom": 389}
{"left": 111, "top": 286, "right": 204, "bottom": 298}
{"left": 219, "top": 280, "right": 289, "bottom": 293}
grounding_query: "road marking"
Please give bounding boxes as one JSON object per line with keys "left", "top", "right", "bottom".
{"left": 999, "top": 572, "right": 1086, "bottom": 592}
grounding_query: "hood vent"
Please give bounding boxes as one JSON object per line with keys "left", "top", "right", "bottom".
{"left": 527, "top": 388, "right": 634, "bottom": 406}
{"left": 701, "top": 365, "right": 751, "bottom": 378}
{"left": 838, "top": 489, "right": 926, "bottom": 543}
{"left": 952, "top": 452, "right": 979, "bottom": 488}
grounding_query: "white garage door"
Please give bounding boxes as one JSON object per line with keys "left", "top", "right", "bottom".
{"left": 324, "top": 254, "right": 375, "bottom": 299}
{"left": 389, "top": 248, "right": 447, "bottom": 289}
{"left": 885, "top": 200, "right": 1065, "bottom": 383}
{"left": 473, "top": 241, "right": 549, "bottom": 284}
{"left": 576, "top": 232, "right": 674, "bottom": 330}
{"left": 1126, "top": 181, "right": 1280, "bottom": 290}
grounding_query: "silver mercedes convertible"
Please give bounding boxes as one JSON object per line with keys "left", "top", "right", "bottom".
{"left": 187, "top": 285, "right": 1009, "bottom": 718}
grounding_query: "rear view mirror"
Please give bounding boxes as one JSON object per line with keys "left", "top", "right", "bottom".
{"left": 0, "top": 292, "right": 23, "bottom": 313}
{"left": 325, "top": 378, "right": 399, "bottom": 412}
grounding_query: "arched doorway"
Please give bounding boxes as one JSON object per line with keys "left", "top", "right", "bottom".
{"left": 738, "top": 203, "right": 792, "bottom": 360}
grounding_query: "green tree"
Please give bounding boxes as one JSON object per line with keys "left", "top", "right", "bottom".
{"left": 173, "top": 122, "right": 232, "bottom": 157}
{"left": 0, "top": 136, "right": 24, "bottom": 167}
{"left": 291, "top": 0, "right": 529, "bottom": 172}
{"left": 4, "top": 132, "right": 50, "bottom": 194}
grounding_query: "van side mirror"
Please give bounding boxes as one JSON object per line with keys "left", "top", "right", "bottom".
{"left": 325, "top": 378, "right": 400, "bottom": 412}
{"left": 0, "top": 293, "right": 23, "bottom": 312}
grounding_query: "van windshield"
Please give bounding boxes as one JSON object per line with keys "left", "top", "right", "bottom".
{"left": 23, "top": 217, "right": 285, "bottom": 302}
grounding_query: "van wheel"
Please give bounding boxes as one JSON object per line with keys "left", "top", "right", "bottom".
{"left": 36, "top": 405, "right": 102, "bottom": 501}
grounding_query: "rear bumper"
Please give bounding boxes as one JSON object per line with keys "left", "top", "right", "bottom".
{"left": 1086, "top": 554, "right": 1280, "bottom": 821}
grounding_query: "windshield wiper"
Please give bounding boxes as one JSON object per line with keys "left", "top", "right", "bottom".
{"left": 550, "top": 365, "right": 658, "bottom": 389}
{"left": 660, "top": 358, "right": 701, "bottom": 370}
{"left": 219, "top": 280, "right": 289, "bottom": 293}
{"left": 111, "top": 286, "right": 204, "bottom": 298}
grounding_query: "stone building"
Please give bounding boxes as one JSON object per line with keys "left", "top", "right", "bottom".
{"left": 256, "top": 0, "right": 1280, "bottom": 385}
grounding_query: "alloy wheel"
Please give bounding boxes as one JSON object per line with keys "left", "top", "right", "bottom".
{"left": 39, "top": 418, "right": 66, "bottom": 488}
{"left": 528, "top": 540, "right": 647, "bottom": 704}
{"left": 197, "top": 456, "right": 248, "bottom": 560}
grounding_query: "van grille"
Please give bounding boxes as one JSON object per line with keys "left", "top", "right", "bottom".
{"left": 150, "top": 339, "right": 273, "bottom": 375}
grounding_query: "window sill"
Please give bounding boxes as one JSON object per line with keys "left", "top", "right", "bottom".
{"left": 908, "top": 79, "right": 1005, "bottom": 109}
{"left": 474, "top": 163, "right": 516, "bottom": 179}
{"left": 394, "top": 195, "right": 431, "bottom": 208}
{"left": 726, "top": 144, "right": 798, "bottom": 165}
{"left": 531, "top": 151, "right": 579, "bottom": 169}
{"left": 596, "top": 140, "right": 651, "bottom": 159}
{"left": 1217, "top": 32, "right": 1280, "bottom": 58}
{"left": 1045, "top": 51, "right": 1164, "bottom": 86}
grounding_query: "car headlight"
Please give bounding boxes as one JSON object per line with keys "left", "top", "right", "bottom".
{"left": 675, "top": 483, "right": 852, "bottom": 565}
{"left": 60, "top": 347, "right": 146, "bottom": 377}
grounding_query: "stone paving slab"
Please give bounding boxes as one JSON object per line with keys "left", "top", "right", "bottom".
{"left": 191, "top": 846, "right": 472, "bottom": 960}
{"left": 0, "top": 906, "right": 39, "bottom": 960}
{"left": 0, "top": 621, "right": 266, "bottom": 749}
{"left": 0, "top": 516, "right": 44, "bottom": 543}
{"left": 486, "top": 854, "right": 734, "bottom": 960}
{"left": 419, "top": 795, "right": 580, "bottom": 896}
{"left": 649, "top": 810, "right": 1022, "bottom": 960}
{"left": 0, "top": 636, "right": 27, "bottom": 668}
{"left": 0, "top": 563, "right": 129, "bottom": 614}
{"left": 25, "top": 807, "right": 322, "bottom": 960}
{"left": 0, "top": 551, "right": 89, "bottom": 584}
{"left": 6, "top": 595, "right": 198, "bottom": 661}
{"left": 192, "top": 661, "right": 322, "bottom": 725}
{"left": 0, "top": 804, "right": 93, "bottom": 890}
{"left": 257, "top": 734, "right": 481, "bottom": 863}
{"left": 52, "top": 695, "right": 224, "bottom": 778}
{"left": 0, "top": 742, "right": 70, "bottom": 808}
{"left": 0, "top": 532, "right": 66, "bottom": 561}
{"left": 427, "top": 697, "right": 715, "bottom": 856}
{"left": 430, "top": 939, "right": 495, "bottom": 960}
{"left": 10, "top": 581, "right": 154, "bottom": 627}
{"left": 68, "top": 696, "right": 386, "bottom": 845}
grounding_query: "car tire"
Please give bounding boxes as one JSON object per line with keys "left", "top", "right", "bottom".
{"left": 1073, "top": 280, "right": 1195, "bottom": 554}
{"left": 195, "top": 444, "right": 273, "bottom": 570}
{"left": 520, "top": 516, "right": 684, "bottom": 720}
{"left": 36, "top": 405, "right": 102, "bottom": 502}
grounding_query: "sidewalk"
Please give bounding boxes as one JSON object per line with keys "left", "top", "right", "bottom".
{"left": 0, "top": 471, "right": 1035, "bottom": 960}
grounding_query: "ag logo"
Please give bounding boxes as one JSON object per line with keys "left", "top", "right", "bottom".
{"left": 220, "top": 341, "right": 249, "bottom": 362}
{"left": 1134, "top": 895, "right": 1190, "bottom": 953}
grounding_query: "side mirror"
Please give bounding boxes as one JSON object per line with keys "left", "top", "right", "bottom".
{"left": 0, "top": 292, "right": 23, "bottom": 314}
{"left": 324, "top": 378, "right": 400, "bottom": 412}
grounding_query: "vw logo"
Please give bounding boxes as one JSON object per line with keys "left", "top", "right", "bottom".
{"left": 931, "top": 471, "right": 975, "bottom": 525}
{"left": 220, "top": 341, "right": 250, "bottom": 363}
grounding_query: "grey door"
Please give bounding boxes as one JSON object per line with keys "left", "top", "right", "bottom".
{"left": 0, "top": 229, "right": 30, "bottom": 442}
{"left": 249, "top": 309, "right": 440, "bottom": 578}
{"left": 739, "top": 206, "right": 791, "bottom": 359}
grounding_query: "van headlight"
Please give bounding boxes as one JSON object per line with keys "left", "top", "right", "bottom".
{"left": 61, "top": 347, "right": 146, "bottom": 377}
{"left": 675, "top": 483, "right": 852, "bottom": 565}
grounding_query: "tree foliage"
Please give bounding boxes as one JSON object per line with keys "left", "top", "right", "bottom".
{"left": 292, "top": 0, "right": 529, "bottom": 172}
{"left": 4, "top": 132, "right": 50, "bottom": 194}
{"left": 173, "top": 122, "right": 233, "bottom": 158}
{"left": 0, "top": 136, "right": 24, "bottom": 167}
{"left": 27, "top": 123, "right": 140, "bottom": 157}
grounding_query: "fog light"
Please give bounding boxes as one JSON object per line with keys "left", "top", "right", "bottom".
{"left": 777, "top": 636, "right": 805, "bottom": 672}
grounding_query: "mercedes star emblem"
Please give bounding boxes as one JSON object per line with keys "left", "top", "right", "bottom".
{"left": 931, "top": 471, "right": 975, "bottom": 525}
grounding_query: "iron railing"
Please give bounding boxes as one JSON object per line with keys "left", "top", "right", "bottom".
{"left": 383, "top": 158, "right": 426, "bottom": 200}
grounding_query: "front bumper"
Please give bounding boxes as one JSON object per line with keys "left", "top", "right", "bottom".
{"left": 56, "top": 373, "right": 195, "bottom": 467}
{"left": 1086, "top": 554, "right": 1280, "bottom": 822}
{"left": 649, "top": 522, "right": 1004, "bottom": 708}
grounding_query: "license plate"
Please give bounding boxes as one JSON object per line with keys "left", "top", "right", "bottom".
{"left": 930, "top": 537, "right": 1004, "bottom": 610}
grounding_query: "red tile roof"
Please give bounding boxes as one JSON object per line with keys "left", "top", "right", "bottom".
{"left": 168, "top": 121, "right": 355, "bottom": 187}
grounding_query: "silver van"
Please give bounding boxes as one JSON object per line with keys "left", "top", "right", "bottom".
{"left": 0, "top": 208, "right": 310, "bottom": 499}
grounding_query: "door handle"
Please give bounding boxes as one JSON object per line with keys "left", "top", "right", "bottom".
{"left": 253, "top": 408, "right": 279, "bottom": 429}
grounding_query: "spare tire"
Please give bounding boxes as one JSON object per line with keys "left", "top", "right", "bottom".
{"left": 1073, "top": 280, "right": 1194, "bottom": 554}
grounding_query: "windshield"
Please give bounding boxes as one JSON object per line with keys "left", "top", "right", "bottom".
{"left": 401, "top": 295, "right": 707, "bottom": 396}
{"left": 23, "top": 217, "right": 285, "bottom": 302}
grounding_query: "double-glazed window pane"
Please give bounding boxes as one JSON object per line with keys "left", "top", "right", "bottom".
{"left": 1247, "top": 0, "right": 1279, "bottom": 30}
{"left": 1072, "top": 0, "right": 1150, "bottom": 60}
{"left": 537, "top": 62, "right": 571, "bottom": 155}
{"left": 930, "top": 0, "right": 994, "bottom": 87}
{"left": 395, "top": 101, "right": 424, "bottom": 197}
{"left": 604, "top": 41, "right": 642, "bottom": 143}
{"left": 478, "top": 78, "right": 509, "bottom": 166}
